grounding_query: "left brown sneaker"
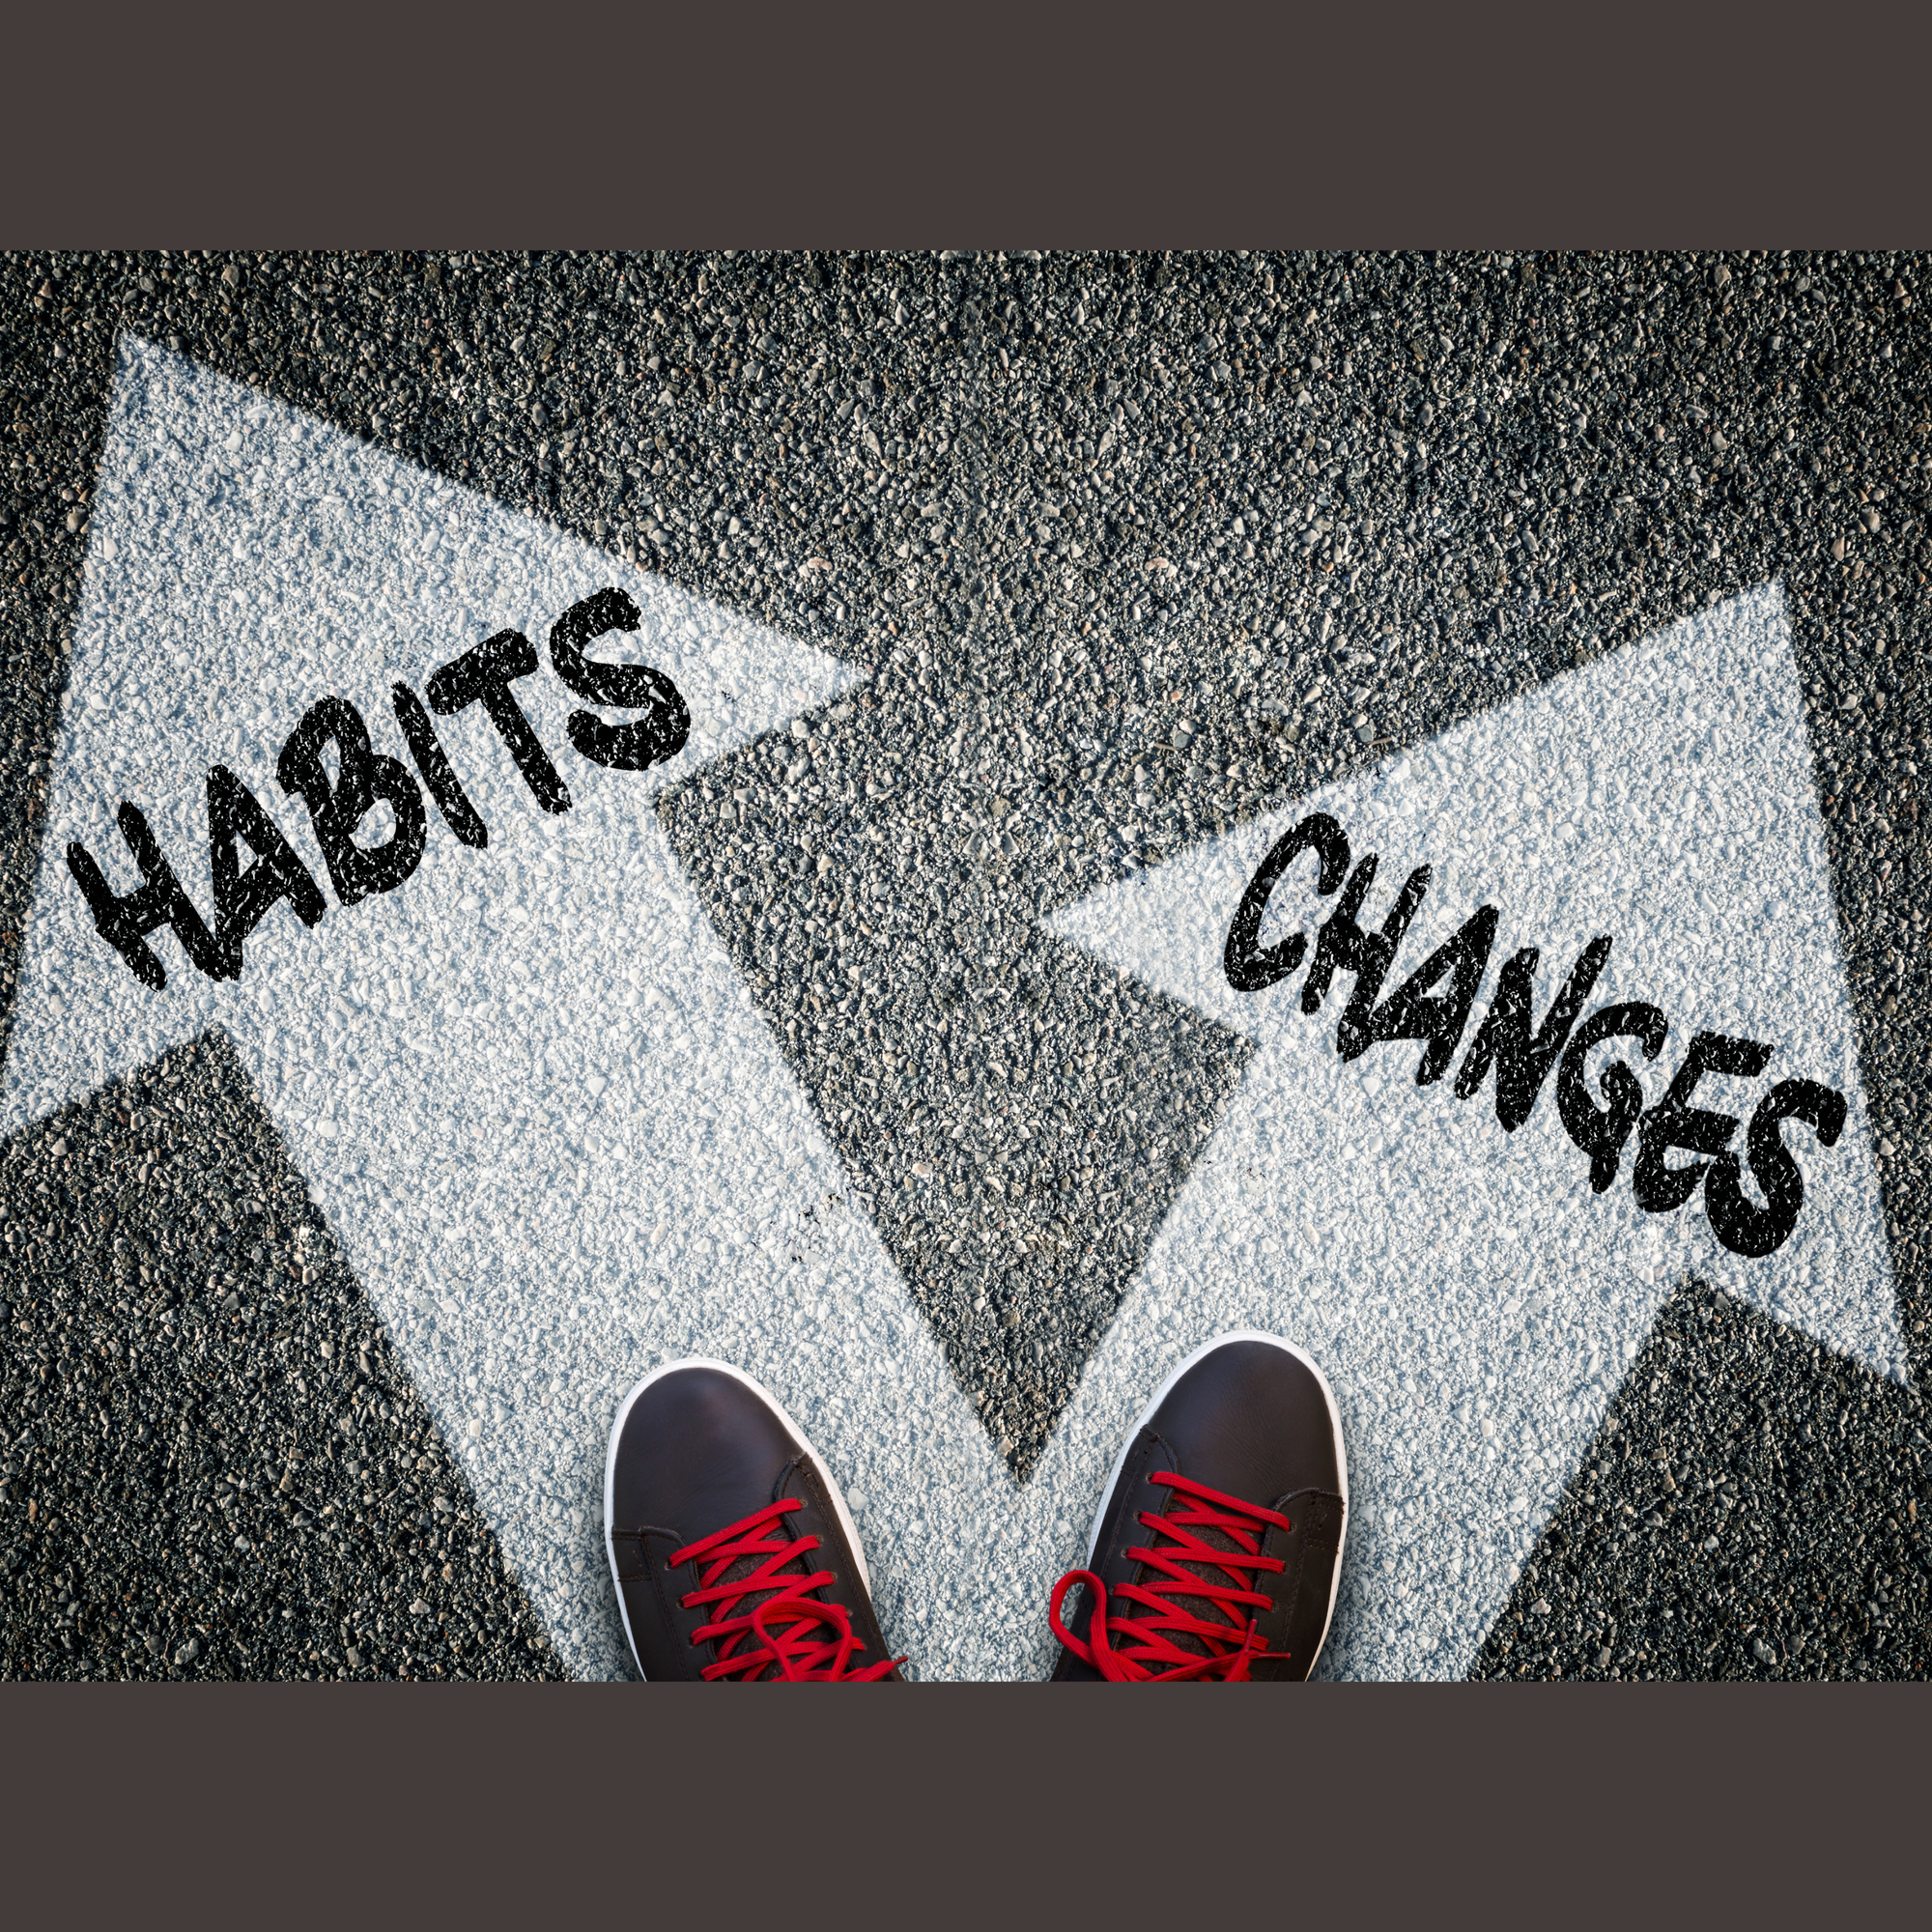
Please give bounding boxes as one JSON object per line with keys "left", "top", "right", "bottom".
{"left": 604, "top": 1358, "right": 905, "bottom": 1681}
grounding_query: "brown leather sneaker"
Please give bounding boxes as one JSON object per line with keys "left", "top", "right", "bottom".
{"left": 1049, "top": 1331, "right": 1349, "bottom": 1681}
{"left": 604, "top": 1359, "right": 904, "bottom": 1680}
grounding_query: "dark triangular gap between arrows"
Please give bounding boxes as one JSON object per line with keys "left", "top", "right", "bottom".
{"left": 649, "top": 252, "right": 1266, "bottom": 1477}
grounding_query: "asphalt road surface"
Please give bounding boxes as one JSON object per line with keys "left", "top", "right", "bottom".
{"left": 1, "top": 250, "right": 1926, "bottom": 1679}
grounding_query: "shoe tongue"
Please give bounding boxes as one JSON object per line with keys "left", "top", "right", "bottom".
{"left": 1134, "top": 1500, "right": 1249, "bottom": 1669}
{"left": 709, "top": 1497, "right": 833, "bottom": 1677}
{"left": 719, "top": 1541, "right": 815, "bottom": 1597}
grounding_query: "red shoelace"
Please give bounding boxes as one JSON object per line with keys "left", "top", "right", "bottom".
{"left": 1049, "top": 1470, "right": 1293, "bottom": 1681}
{"left": 668, "top": 1496, "right": 903, "bottom": 1681}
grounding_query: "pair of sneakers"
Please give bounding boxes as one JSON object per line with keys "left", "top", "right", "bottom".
{"left": 605, "top": 1330, "right": 1349, "bottom": 1681}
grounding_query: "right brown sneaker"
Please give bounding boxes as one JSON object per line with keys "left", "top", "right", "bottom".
{"left": 604, "top": 1359, "right": 904, "bottom": 1680}
{"left": 1048, "top": 1331, "right": 1349, "bottom": 1681}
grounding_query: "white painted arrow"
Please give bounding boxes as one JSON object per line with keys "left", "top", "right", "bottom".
{"left": 1046, "top": 583, "right": 1905, "bottom": 1678}
{"left": 3, "top": 337, "right": 1035, "bottom": 1678}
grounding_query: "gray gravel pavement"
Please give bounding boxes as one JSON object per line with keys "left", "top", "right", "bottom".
{"left": 1474, "top": 1279, "right": 1928, "bottom": 1679}
{"left": 1, "top": 1030, "right": 564, "bottom": 1678}
{"left": 2, "top": 249, "right": 1927, "bottom": 1676}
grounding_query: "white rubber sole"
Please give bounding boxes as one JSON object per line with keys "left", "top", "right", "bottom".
{"left": 602, "top": 1356, "right": 871, "bottom": 1681}
{"left": 1079, "top": 1328, "right": 1350, "bottom": 1678}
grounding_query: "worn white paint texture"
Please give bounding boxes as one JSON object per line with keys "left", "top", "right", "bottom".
{"left": 1048, "top": 582, "right": 1903, "bottom": 1677}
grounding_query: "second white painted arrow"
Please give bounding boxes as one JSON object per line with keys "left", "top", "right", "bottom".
{"left": 1048, "top": 583, "right": 1903, "bottom": 1678}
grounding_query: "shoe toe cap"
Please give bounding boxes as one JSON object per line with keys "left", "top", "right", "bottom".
{"left": 609, "top": 1365, "right": 803, "bottom": 1542}
{"left": 1150, "top": 1337, "right": 1344, "bottom": 1505}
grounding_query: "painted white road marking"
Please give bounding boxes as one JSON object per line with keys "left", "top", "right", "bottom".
{"left": 11, "top": 344, "right": 1900, "bottom": 1681}
{"left": 3, "top": 339, "right": 1021, "bottom": 1678}
{"left": 1047, "top": 584, "right": 1903, "bottom": 1678}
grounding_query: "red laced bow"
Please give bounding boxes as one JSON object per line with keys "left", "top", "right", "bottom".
{"left": 1049, "top": 1470, "right": 1293, "bottom": 1681}
{"left": 668, "top": 1496, "right": 903, "bottom": 1681}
